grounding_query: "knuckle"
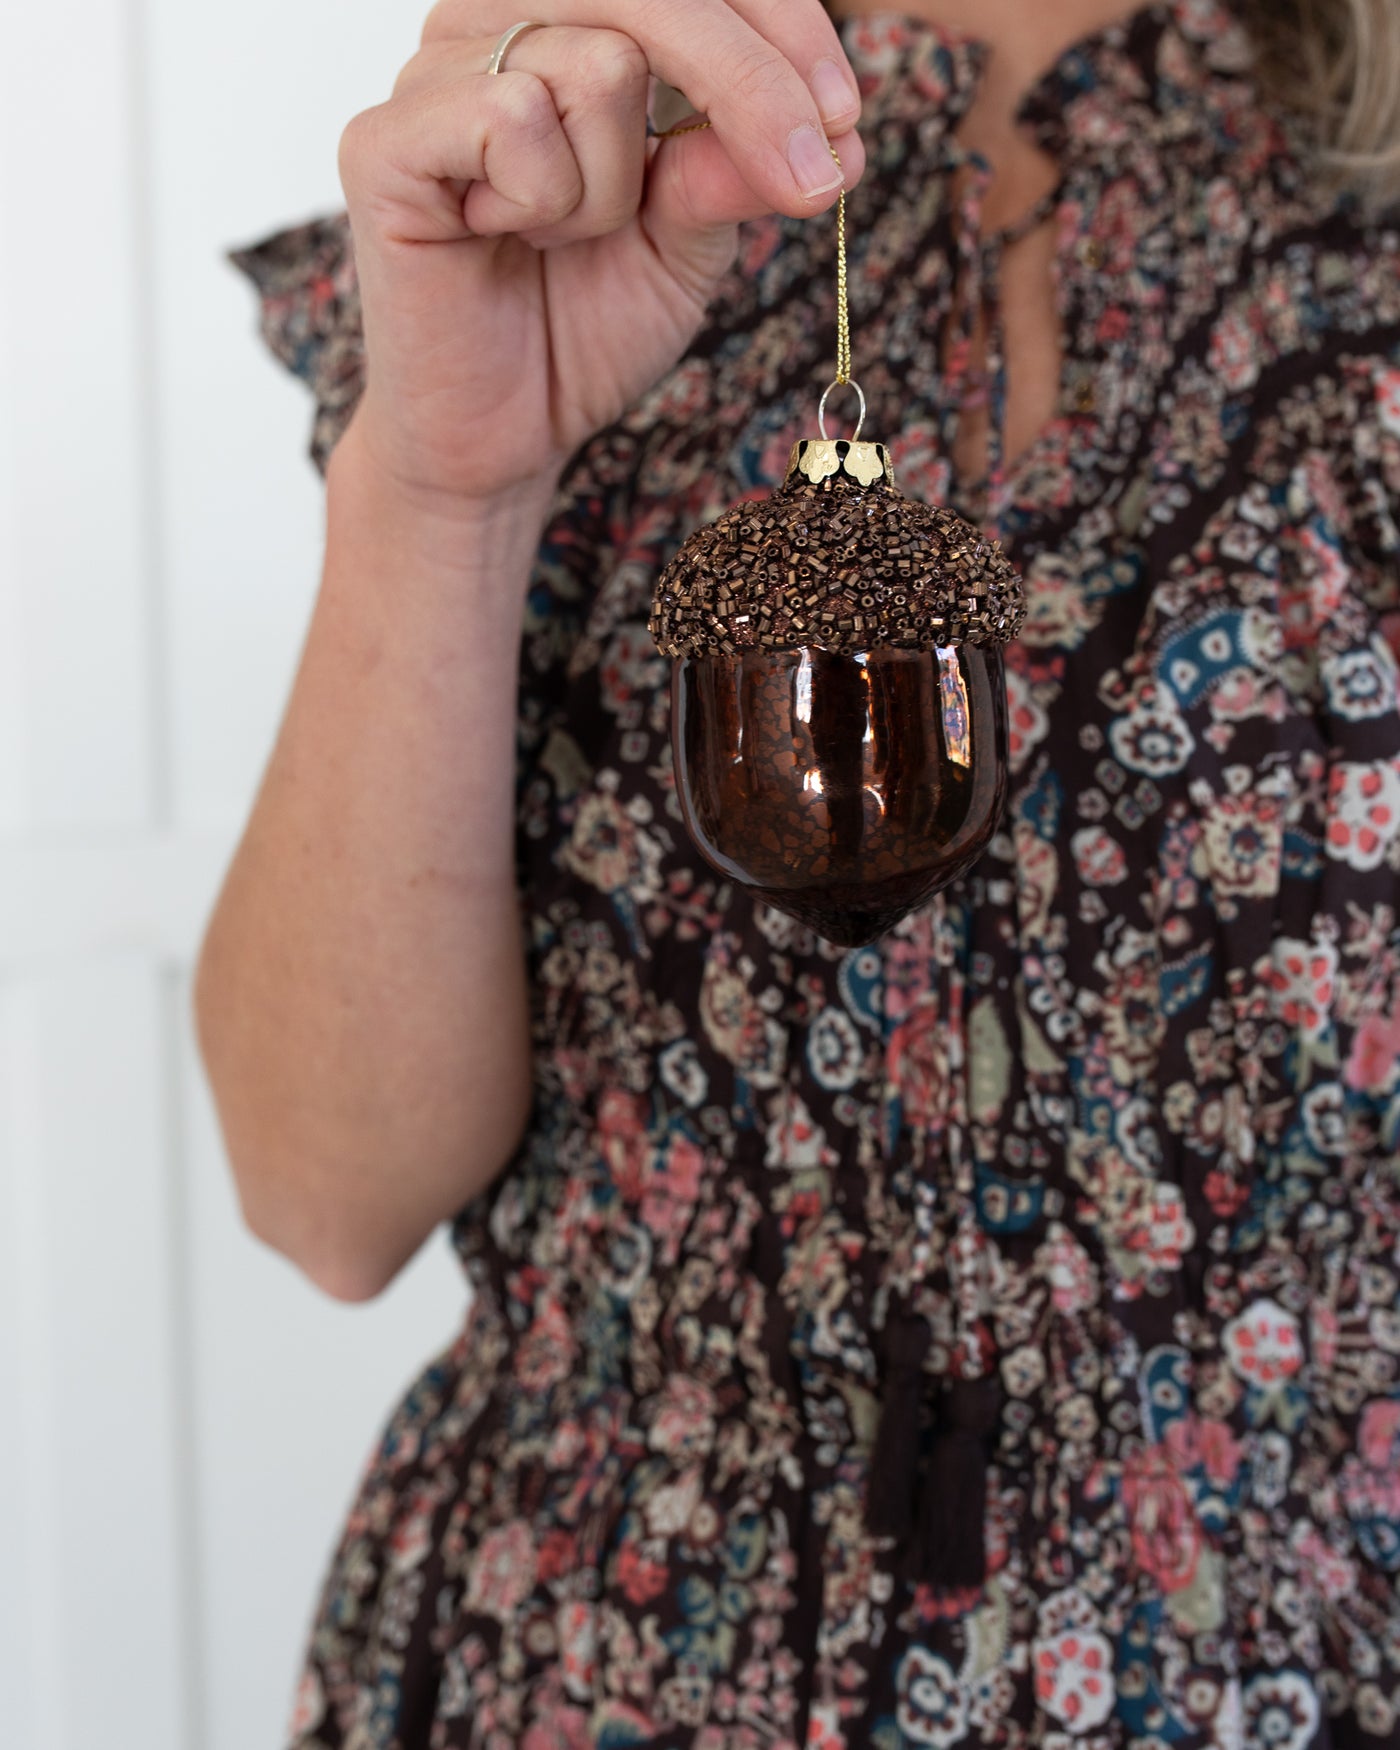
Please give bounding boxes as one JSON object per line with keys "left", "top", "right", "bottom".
{"left": 337, "top": 103, "right": 387, "bottom": 183}
{"left": 417, "top": 0, "right": 459, "bottom": 46}
{"left": 488, "top": 70, "right": 559, "bottom": 141}
{"left": 627, "top": 0, "right": 671, "bottom": 41}
{"left": 390, "top": 48, "right": 431, "bottom": 99}
{"left": 573, "top": 30, "right": 649, "bottom": 101}
{"left": 537, "top": 184, "right": 583, "bottom": 230}
{"left": 724, "top": 44, "right": 797, "bottom": 113}
{"left": 511, "top": 178, "right": 581, "bottom": 235}
{"left": 573, "top": 189, "right": 639, "bottom": 242}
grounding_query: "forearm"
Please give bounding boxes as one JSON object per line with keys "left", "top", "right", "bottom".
{"left": 193, "top": 417, "right": 555, "bottom": 1300}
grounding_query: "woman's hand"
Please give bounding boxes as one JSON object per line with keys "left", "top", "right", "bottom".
{"left": 337, "top": 0, "right": 865, "bottom": 509}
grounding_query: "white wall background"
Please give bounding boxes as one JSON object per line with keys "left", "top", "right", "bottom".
{"left": 0, "top": 2, "right": 471, "bottom": 1744}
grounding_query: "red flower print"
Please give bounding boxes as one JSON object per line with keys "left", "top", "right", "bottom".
{"left": 536, "top": 1527, "right": 579, "bottom": 1583}
{"left": 597, "top": 1087, "right": 653, "bottom": 1202}
{"left": 1326, "top": 759, "right": 1400, "bottom": 871}
{"left": 466, "top": 1523, "right": 537, "bottom": 1620}
{"left": 641, "top": 1133, "right": 706, "bottom": 1261}
{"left": 522, "top": 1708, "right": 593, "bottom": 1750}
{"left": 648, "top": 1375, "right": 717, "bottom": 1460}
{"left": 616, "top": 1540, "right": 669, "bottom": 1605}
{"left": 557, "top": 1600, "right": 599, "bottom": 1702}
{"left": 1039, "top": 1223, "right": 1098, "bottom": 1316}
{"left": 1377, "top": 366, "right": 1400, "bottom": 434}
{"left": 1034, "top": 1630, "right": 1115, "bottom": 1729}
{"left": 805, "top": 1703, "right": 845, "bottom": 1750}
{"left": 288, "top": 1670, "right": 325, "bottom": 1737}
{"left": 1122, "top": 1446, "right": 1204, "bottom": 1592}
{"left": 1209, "top": 307, "right": 1260, "bottom": 392}
{"left": 517, "top": 1298, "right": 577, "bottom": 1395}
{"left": 1266, "top": 938, "right": 1338, "bottom": 1038}
{"left": 1222, "top": 1298, "right": 1303, "bottom": 1387}
{"left": 886, "top": 1003, "right": 947, "bottom": 1131}
{"left": 1071, "top": 825, "right": 1128, "bottom": 886}
{"left": 1359, "top": 1398, "right": 1400, "bottom": 1472}
{"left": 1004, "top": 664, "right": 1050, "bottom": 771}
{"left": 1345, "top": 1009, "right": 1400, "bottom": 1092}
{"left": 1202, "top": 1168, "right": 1249, "bottom": 1218}
{"left": 1165, "top": 1414, "right": 1243, "bottom": 1489}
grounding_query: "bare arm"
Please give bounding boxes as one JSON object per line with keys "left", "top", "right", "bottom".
{"left": 193, "top": 420, "right": 553, "bottom": 1301}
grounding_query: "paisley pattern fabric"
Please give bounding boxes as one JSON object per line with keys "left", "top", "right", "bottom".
{"left": 229, "top": 5, "right": 1400, "bottom": 1746}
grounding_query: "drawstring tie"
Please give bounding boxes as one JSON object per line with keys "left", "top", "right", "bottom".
{"left": 865, "top": 1310, "right": 932, "bottom": 1546}
{"left": 865, "top": 1304, "right": 1005, "bottom": 1590}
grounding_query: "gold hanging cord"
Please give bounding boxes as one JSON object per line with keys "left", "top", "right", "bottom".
{"left": 655, "top": 115, "right": 861, "bottom": 438}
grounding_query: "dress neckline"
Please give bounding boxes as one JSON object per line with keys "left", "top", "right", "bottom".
{"left": 835, "top": 1, "right": 1257, "bottom": 159}
{"left": 832, "top": 1, "right": 1268, "bottom": 546}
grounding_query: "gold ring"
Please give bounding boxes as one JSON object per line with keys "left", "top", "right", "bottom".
{"left": 486, "top": 20, "right": 544, "bottom": 74}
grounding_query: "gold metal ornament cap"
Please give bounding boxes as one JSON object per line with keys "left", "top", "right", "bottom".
{"left": 648, "top": 436, "right": 1025, "bottom": 660}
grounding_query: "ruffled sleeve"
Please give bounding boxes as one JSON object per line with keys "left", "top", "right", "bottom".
{"left": 226, "top": 210, "right": 364, "bottom": 475}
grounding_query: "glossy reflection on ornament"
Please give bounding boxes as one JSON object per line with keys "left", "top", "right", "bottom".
{"left": 674, "top": 642, "right": 1008, "bottom": 946}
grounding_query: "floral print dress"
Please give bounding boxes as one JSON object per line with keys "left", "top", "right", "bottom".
{"left": 228, "top": 4, "right": 1400, "bottom": 1746}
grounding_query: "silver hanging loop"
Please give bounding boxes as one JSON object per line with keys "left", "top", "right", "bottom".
{"left": 817, "top": 377, "right": 866, "bottom": 443}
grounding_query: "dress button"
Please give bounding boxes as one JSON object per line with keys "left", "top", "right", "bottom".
{"left": 1082, "top": 238, "right": 1107, "bottom": 270}
{"left": 1075, "top": 378, "right": 1098, "bottom": 414}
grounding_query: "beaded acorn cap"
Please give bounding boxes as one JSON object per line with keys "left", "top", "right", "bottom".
{"left": 648, "top": 438, "right": 1025, "bottom": 659}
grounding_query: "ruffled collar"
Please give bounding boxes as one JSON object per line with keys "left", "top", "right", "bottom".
{"left": 840, "top": 0, "right": 1260, "bottom": 161}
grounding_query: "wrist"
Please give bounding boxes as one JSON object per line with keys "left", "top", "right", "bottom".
{"left": 324, "top": 411, "right": 560, "bottom": 581}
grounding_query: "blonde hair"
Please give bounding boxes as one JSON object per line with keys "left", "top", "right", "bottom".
{"left": 1238, "top": 0, "right": 1400, "bottom": 208}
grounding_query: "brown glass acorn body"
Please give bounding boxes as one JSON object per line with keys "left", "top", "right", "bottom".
{"left": 649, "top": 438, "right": 1025, "bottom": 948}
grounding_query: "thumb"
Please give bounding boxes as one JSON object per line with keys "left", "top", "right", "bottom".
{"left": 640, "top": 124, "right": 864, "bottom": 305}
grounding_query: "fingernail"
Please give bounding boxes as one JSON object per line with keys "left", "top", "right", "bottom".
{"left": 787, "top": 124, "right": 843, "bottom": 200}
{"left": 811, "top": 58, "right": 859, "bottom": 127}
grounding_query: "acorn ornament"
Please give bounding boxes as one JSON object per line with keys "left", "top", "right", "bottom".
{"left": 647, "top": 142, "right": 1025, "bottom": 948}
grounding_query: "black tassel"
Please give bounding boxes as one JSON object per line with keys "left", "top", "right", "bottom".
{"left": 864, "top": 1310, "right": 933, "bottom": 1544}
{"left": 906, "top": 1373, "right": 1005, "bottom": 1590}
